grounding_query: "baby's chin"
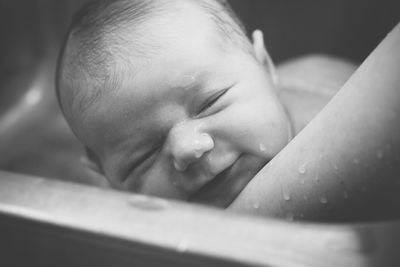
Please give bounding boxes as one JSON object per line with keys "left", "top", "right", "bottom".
{"left": 188, "top": 155, "right": 267, "bottom": 208}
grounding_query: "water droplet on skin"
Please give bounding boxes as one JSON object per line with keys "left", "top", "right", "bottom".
{"left": 194, "top": 150, "right": 202, "bottom": 159}
{"left": 194, "top": 133, "right": 214, "bottom": 153}
{"left": 253, "top": 202, "right": 260, "bottom": 209}
{"left": 344, "top": 191, "right": 349, "bottom": 199}
{"left": 283, "top": 192, "right": 291, "bottom": 201}
{"left": 353, "top": 158, "right": 360, "bottom": 165}
{"left": 377, "top": 150, "right": 384, "bottom": 159}
{"left": 285, "top": 212, "right": 294, "bottom": 221}
{"left": 259, "top": 144, "right": 266, "bottom": 152}
{"left": 319, "top": 197, "right": 328, "bottom": 204}
{"left": 298, "top": 163, "right": 307, "bottom": 174}
{"left": 177, "top": 239, "right": 189, "bottom": 252}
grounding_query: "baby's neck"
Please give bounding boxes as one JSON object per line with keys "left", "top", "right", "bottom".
{"left": 278, "top": 87, "right": 331, "bottom": 135}
{"left": 275, "top": 55, "right": 356, "bottom": 135}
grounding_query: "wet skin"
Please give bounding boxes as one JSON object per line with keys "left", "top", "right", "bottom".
{"left": 76, "top": 5, "right": 292, "bottom": 207}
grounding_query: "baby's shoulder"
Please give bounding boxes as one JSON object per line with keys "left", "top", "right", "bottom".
{"left": 276, "top": 54, "right": 357, "bottom": 134}
{"left": 276, "top": 54, "right": 357, "bottom": 97}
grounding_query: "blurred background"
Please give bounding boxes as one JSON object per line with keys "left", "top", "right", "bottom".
{"left": 0, "top": 0, "right": 399, "bottom": 186}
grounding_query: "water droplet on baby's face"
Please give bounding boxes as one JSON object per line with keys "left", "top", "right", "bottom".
{"left": 194, "top": 150, "right": 202, "bottom": 159}
{"left": 283, "top": 192, "right": 291, "bottom": 201}
{"left": 319, "top": 196, "right": 328, "bottom": 204}
{"left": 298, "top": 163, "right": 307, "bottom": 174}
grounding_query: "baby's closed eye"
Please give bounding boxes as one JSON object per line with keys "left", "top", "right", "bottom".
{"left": 196, "top": 87, "right": 230, "bottom": 117}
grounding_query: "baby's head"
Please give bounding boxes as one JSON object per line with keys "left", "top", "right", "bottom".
{"left": 56, "top": 0, "right": 292, "bottom": 207}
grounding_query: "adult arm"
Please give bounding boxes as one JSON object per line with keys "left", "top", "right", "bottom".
{"left": 229, "top": 22, "right": 400, "bottom": 222}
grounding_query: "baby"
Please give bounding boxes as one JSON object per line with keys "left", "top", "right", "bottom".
{"left": 56, "top": 0, "right": 355, "bottom": 208}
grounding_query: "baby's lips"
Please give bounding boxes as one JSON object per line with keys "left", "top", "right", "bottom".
{"left": 187, "top": 156, "right": 242, "bottom": 206}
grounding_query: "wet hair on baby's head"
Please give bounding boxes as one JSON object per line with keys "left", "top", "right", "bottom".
{"left": 56, "top": 0, "right": 251, "bottom": 127}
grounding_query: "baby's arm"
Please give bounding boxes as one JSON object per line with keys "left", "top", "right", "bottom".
{"left": 229, "top": 22, "right": 400, "bottom": 222}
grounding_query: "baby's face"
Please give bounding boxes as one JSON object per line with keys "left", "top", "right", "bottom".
{"left": 79, "top": 6, "right": 291, "bottom": 207}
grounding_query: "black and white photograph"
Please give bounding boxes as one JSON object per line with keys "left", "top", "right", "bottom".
{"left": 0, "top": 0, "right": 399, "bottom": 266}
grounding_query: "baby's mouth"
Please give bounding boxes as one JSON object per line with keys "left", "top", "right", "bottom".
{"left": 187, "top": 156, "right": 253, "bottom": 207}
{"left": 188, "top": 155, "right": 266, "bottom": 207}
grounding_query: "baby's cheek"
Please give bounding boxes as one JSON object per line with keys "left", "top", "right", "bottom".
{"left": 136, "top": 156, "right": 189, "bottom": 200}
{"left": 245, "top": 107, "right": 290, "bottom": 157}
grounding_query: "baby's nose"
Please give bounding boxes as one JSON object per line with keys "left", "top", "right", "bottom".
{"left": 167, "top": 122, "right": 214, "bottom": 171}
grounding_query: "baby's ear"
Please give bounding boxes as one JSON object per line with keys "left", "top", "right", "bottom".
{"left": 251, "top": 29, "right": 278, "bottom": 86}
{"left": 81, "top": 146, "right": 106, "bottom": 181}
